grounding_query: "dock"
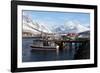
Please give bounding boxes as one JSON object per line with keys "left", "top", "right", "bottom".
{"left": 31, "top": 39, "right": 89, "bottom": 51}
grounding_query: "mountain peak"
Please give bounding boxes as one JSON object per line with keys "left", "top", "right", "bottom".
{"left": 54, "top": 21, "right": 89, "bottom": 33}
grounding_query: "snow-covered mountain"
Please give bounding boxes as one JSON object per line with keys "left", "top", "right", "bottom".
{"left": 53, "top": 21, "right": 89, "bottom": 33}
{"left": 23, "top": 15, "right": 89, "bottom": 35}
{"left": 22, "top": 15, "right": 52, "bottom": 35}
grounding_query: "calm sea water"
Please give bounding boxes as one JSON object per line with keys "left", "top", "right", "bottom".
{"left": 22, "top": 38, "right": 77, "bottom": 62}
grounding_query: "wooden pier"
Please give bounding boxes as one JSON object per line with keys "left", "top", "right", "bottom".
{"left": 31, "top": 39, "right": 89, "bottom": 51}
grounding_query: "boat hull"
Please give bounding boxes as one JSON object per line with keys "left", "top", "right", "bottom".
{"left": 30, "top": 45, "right": 57, "bottom": 51}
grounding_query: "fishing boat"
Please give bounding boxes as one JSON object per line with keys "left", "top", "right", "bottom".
{"left": 30, "top": 45, "right": 59, "bottom": 51}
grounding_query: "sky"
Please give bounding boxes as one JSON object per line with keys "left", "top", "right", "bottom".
{"left": 23, "top": 10, "right": 90, "bottom": 29}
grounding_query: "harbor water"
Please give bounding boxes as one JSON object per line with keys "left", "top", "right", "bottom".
{"left": 22, "top": 37, "right": 88, "bottom": 62}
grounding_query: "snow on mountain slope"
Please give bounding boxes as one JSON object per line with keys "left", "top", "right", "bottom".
{"left": 22, "top": 15, "right": 52, "bottom": 34}
{"left": 54, "top": 21, "right": 89, "bottom": 33}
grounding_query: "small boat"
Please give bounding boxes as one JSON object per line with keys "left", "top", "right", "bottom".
{"left": 30, "top": 45, "right": 58, "bottom": 51}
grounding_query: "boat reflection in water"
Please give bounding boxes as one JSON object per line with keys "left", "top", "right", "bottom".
{"left": 22, "top": 37, "right": 90, "bottom": 62}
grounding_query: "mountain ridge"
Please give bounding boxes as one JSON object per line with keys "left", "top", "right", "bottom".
{"left": 22, "top": 15, "right": 90, "bottom": 34}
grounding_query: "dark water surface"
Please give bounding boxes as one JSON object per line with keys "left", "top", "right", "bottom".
{"left": 22, "top": 38, "right": 80, "bottom": 62}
